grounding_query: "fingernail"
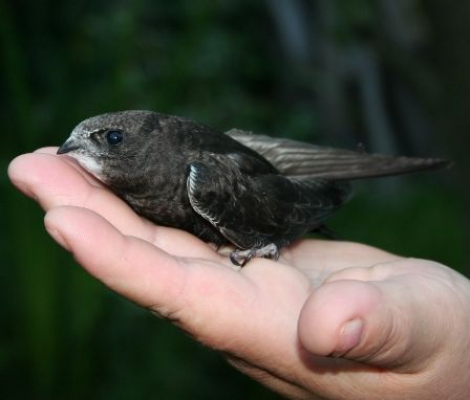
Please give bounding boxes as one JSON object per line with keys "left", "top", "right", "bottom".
{"left": 333, "top": 318, "right": 364, "bottom": 357}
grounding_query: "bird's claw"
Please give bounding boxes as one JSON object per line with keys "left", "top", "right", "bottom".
{"left": 230, "top": 243, "right": 280, "bottom": 267}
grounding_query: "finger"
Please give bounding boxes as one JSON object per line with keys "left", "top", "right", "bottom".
{"left": 35, "top": 147, "right": 105, "bottom": 187}
{"left": 298, "top": 261, "right": 451, "bottom": 373}
{"left": 44, "top": 206, "right": 186, "bottom": 308}
{"left": 9, "top": 152, "right": 108, "bottom": 206}
{"left": 9, "top": 151, "right": 154, "bottom": 239}
{"left": 9, "top": 152, "right": 218, "bottom": 259}
{"left": 34, "top": 146, "right": 60, "bottom": 154}
{"left": 44, "top": 206, "right": 256, "bottom": 340}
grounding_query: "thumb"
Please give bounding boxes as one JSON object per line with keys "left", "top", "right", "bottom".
{"left": 298, "top": 273, "right": 445, "bottom": 372}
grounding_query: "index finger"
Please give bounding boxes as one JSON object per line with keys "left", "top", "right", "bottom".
{"left": 8, "top": 151, "right": 219, "bottom": 260}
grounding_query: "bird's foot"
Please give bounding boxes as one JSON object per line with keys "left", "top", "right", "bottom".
{"left": 230, "top": 243, "right": 280, "bottom": 267}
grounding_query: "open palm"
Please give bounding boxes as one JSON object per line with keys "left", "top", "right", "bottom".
{"left": 9, "top": 149, "right": 470, "bottom": 400}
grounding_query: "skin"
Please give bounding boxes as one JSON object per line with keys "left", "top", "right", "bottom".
{"left": 8, "top": 148, "right": 470, "bottom": 400}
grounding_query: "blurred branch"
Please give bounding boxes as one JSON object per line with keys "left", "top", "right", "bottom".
{"left": 347, "top": 45, "right": 397, "bottom": 154}
{"left": 265, "top": 0, "right": 311, "bottom": 66}
{"left": 315, "top": 0, "right": 354, "bottom": 144}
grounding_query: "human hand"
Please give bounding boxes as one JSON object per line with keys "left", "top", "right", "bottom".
{"left": 9, "top": 149, "right": 470, "bottom": 400}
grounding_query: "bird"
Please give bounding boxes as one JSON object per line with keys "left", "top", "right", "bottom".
{"left": 57, "top": 110, "right": 450, "bottom": 266}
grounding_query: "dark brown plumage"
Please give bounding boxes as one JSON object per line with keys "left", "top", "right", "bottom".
{"left": 57, "top": 110, "right": 450, "bottom": 265}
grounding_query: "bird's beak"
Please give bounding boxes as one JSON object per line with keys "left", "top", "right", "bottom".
{"left": 57, "top": 137, "right": 80, "bottom": 154}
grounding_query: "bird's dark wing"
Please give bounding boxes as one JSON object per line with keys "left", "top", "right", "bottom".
{"left": 226, "top": 129, "right": 450, "bottom": 180}
{"left": 186, "top": 154, "right": 350, "bottom": 250}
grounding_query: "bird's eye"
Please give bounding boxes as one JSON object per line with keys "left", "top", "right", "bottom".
{"left": 105, "top": 130, "right": 124, "bottom": 146}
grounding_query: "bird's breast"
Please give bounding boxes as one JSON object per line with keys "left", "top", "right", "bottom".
{"left": 103, "top": 155, "right": 197, "bottom": 230}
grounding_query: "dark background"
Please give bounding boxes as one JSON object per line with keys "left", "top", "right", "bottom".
{"left": 1, "top": 1, "right": 468, "bottom": 399}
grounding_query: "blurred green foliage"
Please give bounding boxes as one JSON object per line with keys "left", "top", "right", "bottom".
{"left": 1, "top": 1, "right": 468, "bottom": 399}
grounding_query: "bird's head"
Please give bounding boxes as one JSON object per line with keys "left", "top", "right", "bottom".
{"left": 57, "top": 110, "right": 162, "bottom": 180}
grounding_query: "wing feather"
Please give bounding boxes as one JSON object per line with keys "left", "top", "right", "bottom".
{"left": 186, "top": 154, "right": 350, "bottom": 250}
{"left": 226, "top": 129, "right": 450, "bottom": 180}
